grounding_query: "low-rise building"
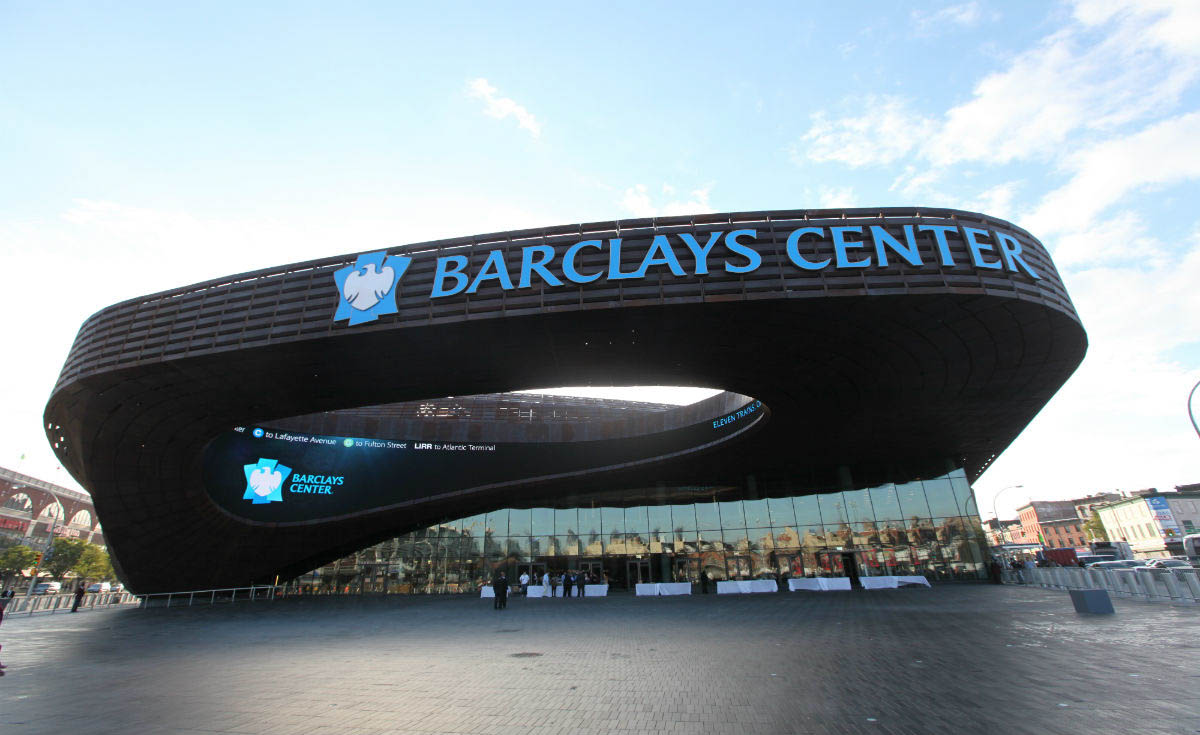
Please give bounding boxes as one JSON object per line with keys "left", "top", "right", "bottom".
{"left": 1095, "top": 488, "right": 1200, "bottom": 558}
{"left": 1014, "top": 500, "right": 1078, "bottom": 546}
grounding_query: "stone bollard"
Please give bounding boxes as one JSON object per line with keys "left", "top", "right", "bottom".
{"left": 1069, "top": 588, "right": 1115, "bottom": 614}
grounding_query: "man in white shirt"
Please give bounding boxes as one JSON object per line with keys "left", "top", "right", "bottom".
{"left": 541, "top": 571, "right": 550, "bottom": 597}
{"left": 519, "top": 571, "right": 530, "bottom": 596}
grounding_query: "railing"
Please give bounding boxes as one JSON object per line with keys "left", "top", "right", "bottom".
{"left": 5, "top": 591, "right": 140, "bottom": 615}
{"left": 1004, "top": 566, "right": 1200, "bottom": 604}
{"left": 137, "top": 585, "right": 287, "bottom": 609}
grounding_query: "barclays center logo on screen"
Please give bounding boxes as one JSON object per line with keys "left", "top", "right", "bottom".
{"left": 332, "top": 250, "right": 412, "bottom": 326}
{"left": 243, "top": 458, "right": 292, "bottom": 504}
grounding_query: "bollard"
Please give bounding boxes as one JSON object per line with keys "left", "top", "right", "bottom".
{"left": 1069, "top": 588, "right": 1115, "bottom": 614}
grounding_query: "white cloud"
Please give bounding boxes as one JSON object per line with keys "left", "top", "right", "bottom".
{"left": 1050, "top": 211, "right": 1168, "bottom": 268}
{"left": 798, "top": 96, "right": 936, "bottom": 168}
{"left": 912, "top": 2, "right": 987, "bottom": 34}
{"left": 816, "top": 185, "right": 858, "bottom": 209}
{"left": 466, "top": 77, "right": 542, "bottom": 138}
{"left": 620, "top": 184, "right": 714, "bottom": 218}
{"left": 932, "top": 0, "right": 1200, "bottom": 166}
{"left": 1025, "top": 111, "right": 1200, "bottom": 235}
{"left": 962, "top": 181, "right": 1022, "bottom": 223}
{"left": 799, "top": 1, "right": 1200, "bottom": 170}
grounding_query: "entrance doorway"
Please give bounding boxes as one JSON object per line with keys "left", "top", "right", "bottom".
{"left": 626, "top": 559, "right": 651, "bottom": 587}
{"left": 840, "top": 552, "right": 861, "bottom": 588}
{"left": 517, "top": 562, "right": 545, "bottom": 591}
{"left": 674, "top": 557, "right": 698, "bottom": 584}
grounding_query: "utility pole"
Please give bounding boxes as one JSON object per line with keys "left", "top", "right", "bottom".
{"left": 21, "top": 493, "right": 63, "bottom": 612}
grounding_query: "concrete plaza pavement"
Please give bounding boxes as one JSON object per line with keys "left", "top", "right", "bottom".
{"left": 1, "top": 584, "right": 1198, "bottom": 735}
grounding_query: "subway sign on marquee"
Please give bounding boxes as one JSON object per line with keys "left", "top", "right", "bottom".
{"left": 333, "top": 224, "right": 1041, "bottom": 324}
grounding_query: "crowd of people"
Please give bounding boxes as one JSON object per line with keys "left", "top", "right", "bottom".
{"left": 490, "top": 569, "right": 602, "bottom": 610}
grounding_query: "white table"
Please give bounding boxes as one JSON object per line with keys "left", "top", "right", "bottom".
{"left": 526, "top": 586, "right": 547, "bottom": 598}
{"left": 480, "top": 587, "right": 495, "bottom": 597}
{"left": 788, "top": 577, "right": 852, "bottom": 591}
{"left": 580, "top": 584, "right": 608, "bottom": 597}
{"left": 717, "top": 580, "right": 778, "bottom": 594}
{"left": 636, "top": 582, "right": 693, "bottom": 596}
{"left": 860, "top": 575, "right": 932, "bottom": 589}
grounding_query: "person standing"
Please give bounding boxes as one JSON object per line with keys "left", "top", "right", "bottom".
{"left": 541, "top": 570, "right": 550, "bottom": 597}
{"left": 577, "top": 570, "right": 587, "bottom": 598}
{"left": 550, "top": 572, "right": 558, "bottom": 598}
{"left": 562, "top": 571, "right": 573, "bottom": 599}
{"left": 71, "top": 583, "right": 86, "bottom": 613}
{"left": 519, "top": 571, "right": 530, "bottom": 597}
{"left": 493, "top": 571, "right": 508, "bottom": 610}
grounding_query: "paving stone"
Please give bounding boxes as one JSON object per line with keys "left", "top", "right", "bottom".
{"left": 0, "top": 585, "right": 1197, "bottom": 734}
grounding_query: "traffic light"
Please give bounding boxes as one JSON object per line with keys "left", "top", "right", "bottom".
{"left": 34, "top": 552, "right": 43, "bottom": 565}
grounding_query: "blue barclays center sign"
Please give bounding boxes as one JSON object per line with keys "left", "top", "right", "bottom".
{"left": 333, "top": 225, "right": 1041, "bottom": 324}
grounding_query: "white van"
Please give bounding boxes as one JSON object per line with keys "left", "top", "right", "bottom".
{"left": 32, "top": 581, "right": 62, "bottom": 595}
{"left": 86, "top": 582, "right": 111, "bottom": 593}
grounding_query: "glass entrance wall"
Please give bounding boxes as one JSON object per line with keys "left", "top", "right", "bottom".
{"left": 295, "top": 467, "right": 988, "bottom": 594}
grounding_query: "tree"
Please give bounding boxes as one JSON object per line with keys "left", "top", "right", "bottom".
{"left": 0, "top": 544, "right": 37, "bottom": 586}
{"left": 74, "top": 544, "right": 113, "bottom": 582}
{"left": 1083, "top": 514, "right": 1108, "bottom": 542}
{"left": 43, "top": 537, "right": 88, "bottom": 580}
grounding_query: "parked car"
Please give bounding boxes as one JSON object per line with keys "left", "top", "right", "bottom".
{"left": 1146, "top": 559, "right": 1193, "bottom": 569}
{"left": 1085, "top": 560, "right": 1148, "bottom": 569}
{"left": 32, "top": 581, "right": 62, "bottom": 595}
{"left": 86, "top": 582, "right": 111, "bottom": 593}
{"left": 110, "top": 583, "right": 125, "bottom": 594}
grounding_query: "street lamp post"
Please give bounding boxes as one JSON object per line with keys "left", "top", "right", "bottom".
{"left": 1189, "top": 378, "right": 1200, "bottom": 443}
{"left": 21, "top": 488, "right": 65, "bottom": 610}
{"left": 989, "top": 484, "right": 1025, "bottom": 552}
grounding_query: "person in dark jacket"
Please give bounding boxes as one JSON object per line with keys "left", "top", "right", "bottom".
{"left": 577, "top": 571, "right": 587, "bottom": 598}
{"left": 71, "top": 584, "right": 86, "bottom": 613}
{"left": 493, "top": 572, "right": 508, "bottom": 610}
{"left": 562, "top": 571, "right": 573, "bottom": 599}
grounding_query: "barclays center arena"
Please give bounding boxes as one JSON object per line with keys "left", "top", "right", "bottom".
{"left": 43, "top": 207, "right": 1086, "bottom": 594}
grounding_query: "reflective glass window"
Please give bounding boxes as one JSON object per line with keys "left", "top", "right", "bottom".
{"left": 869, "top": 483, "right": 903, "bottom": 521}
{"left": 767, "top": 497, "right": 796, "bottom": 527}
{"left": 793, "top": 495, "right": 822, "bottom": 525}
{"left": 601, "top": 507, "right": 625, "bottom": 536}
{"left": 531, "top": 507, "right": 554, "bottom": 536}
{"left": 748, "top": 528, "right": 775, "bottom": 551}
{"left": 722, "top": 527, "right": 750, "bottom": 551}
{"left": 923, "top": 478, "right": 960, "bottom": 516}
{"left": 842, "top": 489, "right": 875, "bottom": 524}
{"left": 896, "top": 481, "right": 930, "bottom": 519}
{"left": 508, "top": 508, "right": 533, "bottom": 536}
{"left": 818, "top": 492, "right": 849, "bottom": 527}
{"left": 695, "top": 502, "right": 721, "bottom": 530}
{"left": 742, "top": 499, "right": 770, "bottom": 528}
{"left": 647, "top": 505, "right": 672, "bottom": 534}
{"left": 555, "top": 508, "right": 577, "bottom": 535}
{"left": 672, "top": 504, "right": 697, "bottom": 531}
{"left": 625, "top": 506, "right": 649, "bottom": 535}
{"left": 719, "top": 501, "right": 746, "bottom": 529}
{"left": 799, "top": 525, "right": 828, "bottom": 550}
{"left": 577, "top": 507, "right": 601, "bottom": 538}
{"left": 485, "top": 510, "right": 509, "bottom": 537}
{"left": 555, "top": 535, "right": 579, "bottom": 556}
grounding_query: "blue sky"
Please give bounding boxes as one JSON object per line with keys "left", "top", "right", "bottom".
{"left": 2, "top": 1, "right": 1198, "bottom": 519}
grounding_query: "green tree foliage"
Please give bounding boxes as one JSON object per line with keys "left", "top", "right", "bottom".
{"left": 43, "top": 537, "right": 88, "bottom": 580}
{"left": 0, "top": 544, "right": 37, "bottom": 584}
{"left": 74, "top": 544, "right": 113, "bottom": 582}
{"left": 1083, "top": 514, "right": 1108, "bottom": 542}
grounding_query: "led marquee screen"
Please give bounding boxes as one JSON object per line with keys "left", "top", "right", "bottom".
{"left": 203, "top": 400, "right": 765, "bottom": 523}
